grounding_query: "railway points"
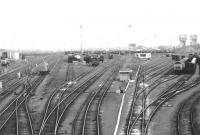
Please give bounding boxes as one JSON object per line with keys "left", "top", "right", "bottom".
{"left": 1, "top": 51, "right": 200, "bottom": 135}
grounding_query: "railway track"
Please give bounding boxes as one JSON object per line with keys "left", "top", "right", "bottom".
{"left": 36, "top": 62, "right": 96, "bottom": 134}
{"left": 176, "top": 90, "right": 200, "bottom": 135}
{"left": 0, "top": 57, "right": 58, "bottom": 135}
{"left": 66, "top": 63, "right": 75, "bottom": 81}
{"left": 0, "top": 54, "right": 52, "bottom": 81}
{"left": 142, "top": 79, "right": 200, "bottom": 135}
{"left": 0, "top": 79, "right": 22, "bottom": 97}
{"left": 127, "top": 75, "right": 200, "bottom": 135}
{"left": 0, "top": 55, "right": 60, "bottom": 101}
{"left": 139, "top": 60, "right": 173, "bottom": 82}
{"left": 0, "top": 76, "right": 44, "bottom": 134}
{"left": 16, "top": 95, "right": 34, "bottom": 135}
{"left": 39, "top": 60, "right": 121, "bottom": 135}
{"left": 75, "top": 65, "right": 120, "bottom": 135}
{"left": 142, "top": 60, "right": 172, "bottom": 76}
{"left": 126, "top": 64, "right": 192, "bottom": 135}
{"left": 38, "top": 61, "right": 119, "bottom": 135}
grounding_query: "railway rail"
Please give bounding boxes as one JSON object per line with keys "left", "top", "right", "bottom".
{"left": 0, "top": 76, "right": 44, "bottom": 134}
{"left": 126, "top": 63, "right": 192, "bottom": 135}
{"left": 38, "top": 60, "right": 120, "bottom": 135}
{"left": 76, "top": 65, "right": 120, "bottom": 135}
{"left": 36, "top": 62, "right": 96, "bottom": 134}
{"left": 0, "top": 55, "right": 59, "bottom": 102}
{"left": 66, "top": 63, "right": 75, "bottom": 81}
{"left": 176, "top": 90, "right": 200, "bottom": 135}
{"left": 127, "top": 74, "right": 200, "bottom": 135}
{"left": 0, "top": 57, "right": 58, "bottom": 135}
{"left": 142, "top": 60, "right": 172, "bottom": 76}
{"left": 16, "top": 94, "right": 35, "bottom": 135}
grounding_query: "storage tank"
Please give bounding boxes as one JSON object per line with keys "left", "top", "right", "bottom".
{"left": 179, "top": 34, "right": 187, "bottom": 46}
{"left": 190, "top": 35, "right": 198, "bottom": 45}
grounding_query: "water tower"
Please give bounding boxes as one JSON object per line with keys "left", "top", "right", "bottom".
{"left": 179, "top": 34, "right": 187, "bottom": 46}
{"left": 190, "top": 35, "right": 198, "bottom": 45}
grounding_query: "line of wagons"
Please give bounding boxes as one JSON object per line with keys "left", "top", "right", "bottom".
{"left": 67, "top": 53, "right": 113, "bottom": 66}
{"left": 172, "top": 53, "right": 200, "bottom": 74}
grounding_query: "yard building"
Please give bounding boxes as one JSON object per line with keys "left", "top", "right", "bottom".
{"left": 119, "top": 70, "right": 133, "bottom": 81}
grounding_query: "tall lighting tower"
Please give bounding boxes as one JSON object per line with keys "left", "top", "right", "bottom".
{"left": 80, "top": 25, "right": 83, "bottom": 53}
{"left": 128, "top": 25, "right": 134, "bottom": 53}
{"left": 128, "top": 25, "right": 132, "bottom": 45}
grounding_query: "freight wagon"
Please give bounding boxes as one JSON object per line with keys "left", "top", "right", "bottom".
{"left": 91, "top": 57, "right": 100, "bottom": 66}
{"left": 83, "top": 55, "right": 100, "bottom": 66}
{"left": 39, "top": 61, "right": 49, "bottom": 75}
{"left": 108, "top": 54, "right": 113, "bottom": 59}
{"left": 184, "top": 59, "right": 196, "bottom": 74}
{"left": 99, "top": 55, "right": 104, "bottom": 63}
{"left": 67, "top": 54, "right": 81, "bottom": 63}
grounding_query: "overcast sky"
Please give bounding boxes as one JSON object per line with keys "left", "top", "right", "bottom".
{"left": 0, "top": 0, "right": 200, "bottom": 51}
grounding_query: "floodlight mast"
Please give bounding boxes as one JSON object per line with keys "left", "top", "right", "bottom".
{"left": 128, "top": 25, "right": 134, "bottom": 54}
{"left": 80, "top": 25, "right": 83, "bottom": 54}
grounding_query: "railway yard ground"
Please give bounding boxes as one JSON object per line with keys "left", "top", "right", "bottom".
{"left": 1, "top": 52, "right": 200, "bottom": 135}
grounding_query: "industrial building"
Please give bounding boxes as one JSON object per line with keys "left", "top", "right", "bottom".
{"left": 135, "top": 53, "right": 151, "bottom": 59}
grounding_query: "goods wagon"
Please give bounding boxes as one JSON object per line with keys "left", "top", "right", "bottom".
{"left": 39, "top": 61, "right": 49, "bottom": 75}
{"left": 83, "top": 55, "right": 100, "bottom": 66}
{"left": 67, "top": 54, "right": 81, "bottom": 63}
{"left": 91, "top": 57, "right": 100, "bottom": 66}
{"left": 108, "top": 54, "right": 113, "bottom": 59}
{"left": 184, "top": 59, "right": 196, "bottom": 74}
{"left": 99, "top": 55, "right": 104, "bottom": 63}
{"left": 84, "top": 55, "right": 92, "bottom": 64}
{"left": 171, "top": 54, "right": 180, "bottom": 61}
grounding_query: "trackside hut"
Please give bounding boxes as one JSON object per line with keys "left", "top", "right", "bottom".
{"left": 119, "top": 70, "right": 133, "bottom": 81}
{"left": 135, "top": 53, "right": 151, "bottom": 59}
